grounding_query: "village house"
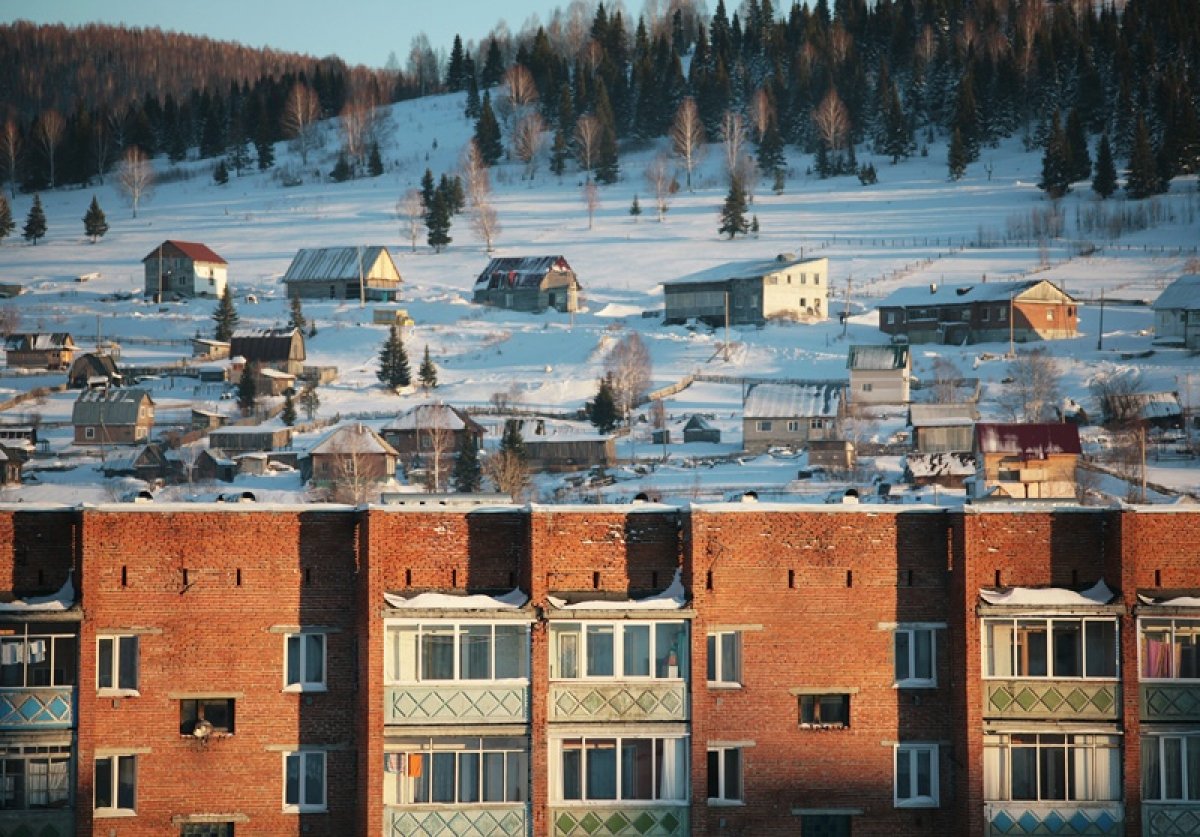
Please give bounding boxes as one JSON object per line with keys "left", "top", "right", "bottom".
{"left": 682, "top": 414, "right": 721, "bottom": 444}
{"left": 381, "top": 403, "right": 484, "bottom": 461}
{"left": 971, "top": 422, "right": 1081, "bottom": 500}
{"left": 472, "top": 255, "right": 580, "bottom": 313}
{"left": 877, "top": 278, "right": 1078, "bottom": 344}
{"left": 0, "top": 445, "right": 25, "bottom": 485}
{"left": 741, "top": 381, "right": 845, "bottom": 453}
{"left": 229, "top": 328, "right": 306, "bottom": 376}
{"left": 3, "top": 333, "right": 75, "bottom": 370}
{"left": 662, "top": 254, "right": 830, "bottom": 326}
{"left": 309, "top": 423, "right": 400, "bottom": 487}
{"left": 71, "top": 387, "right": 155, "bottom": 446}
{"left": 847, "top": 344, "right": 911, "bottom": 404}
{"left": 1100, "top": 391, "right": 1184, "bottom": 429}
{"left": 908, "top": 403, "right": 980, "bottom": 453}
{"left": 254, "top": 366, "right": 296, "bottom": 397}
{"left": 141, "top": 240, "right": 228, "bottom": 299}
{"left": 1151, "top": 273, "right": 1200, "bottom": 347}
{"left": 190, "top": 337, "right": 230, "bottom": 360}
{"left": 207, "top": 425, "right": 291, "bottom": 454}
{"left": 281, "top": 246, "right": 402, "bottom": 301}
{"left": 66, "top": 352, "right": 122, "bottom": 389}
{"left": 100, "top": 443, "right": 167, "bottom": 481}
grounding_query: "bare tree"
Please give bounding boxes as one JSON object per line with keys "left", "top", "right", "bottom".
{"left": 582, "top": 180, "right": 599, "bottom": 230}
{"left": 326, "top": 425, "right": 386, "bottom": 504}
{"left": 929, "top": 357, "right": 963, "bottom": 403}
{"left": 485, "top": 449, "right": 531, "bottom": 501}
{"left": 499, "top": 64, "right": 540, "bottom": 139}
{"left": 1089, "top": 366, "right": 1146, "bottom": 426}
{"left": 0, "top": 306, "right": 21, "bottom": 337}
{"left": 340, "top": 100, "right": 368, "bottom": 167}
{"left": 720, "top": 109, "right": 748, "bottom": 182}
{"left": 996, "top": 348, "right": 1062, "bottom": 422}
{"left": 282, "top": 82, "right": 321, "bottom": 166}
{"left": 92, "top": 114, "right": 112, "bottom": 184}
{"left": 734, "top": 153, "right": 758, "bottom": 203}
{"left": 419, "top": 419, "right": 454, "bottom": 492}
{"left": 644, "top": 153, "right": 674, "bottom": 221}
{"left": 812, "top": 87, "right": 851, "bottom": 152}
{"left": 670, "top": 97, "right": 705, "bottom": 191}
{"left": 604, "top": 331, "right": 652, "bottom": 422}
{"left": 513, "top": 112, "right": 547, "bottom": 179}
{"left": 396, "top": 189, "right": 425, "bottom": 252}
{"left": 574, "top": 114, "right": 601, "bottom": 179}
{"left": 0, "top": 120, "right": 21, "bottom": 198}
{"left": 117, "top": 146, "right": 154, "bottom": 218}
{"left": 463, "top": 140, "right": 501, "bottom": 252}
{"left": 750, "top": 87, "right": 775, "bottom": 143}
{"left": 35, "top": 110, "right": 65, "bottom": 189}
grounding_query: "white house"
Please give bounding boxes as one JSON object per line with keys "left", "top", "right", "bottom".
{"left": 847, "top": 345, "right": 911, "bottom": 404}
{"left": 142, "top": 241, "right": 228, "bottom": 299}
{"left": 1151, "top": 274, "right": 1200, "bottom": 347}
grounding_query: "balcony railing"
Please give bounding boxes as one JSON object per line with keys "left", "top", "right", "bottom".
{"left": 0, "top": 809, "right": 74, "bottom": 837}
{"left": 984, "top": 802, "right": 1123, "bottom": 836}
{"left": 385, "top": 804, "right": 528, "bottom": 837}
{"left": 1141, "top": 683, "right": 1200, "bottom": 723}
{"left": 549, "top": 682, "right": 688, "bottom": 723}
{"left": 983, "top": 680, "right": 1119, "bottom": 721}
{"left": 1144, "top": 802, "right": 1200, "bottom": 837}
{"left": 551, "top": 805, "right": 689, "bottom": 836}
{"left": 0, "top": 686, "right": 74, "bottom": 729}
{"left": 385, "top": 684, "right": 528, "bottom": 725}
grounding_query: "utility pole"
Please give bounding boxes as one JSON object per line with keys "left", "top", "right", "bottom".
{"left": 357, "top": 246, "right": 366, "bottom": 307}
{"left": 157, "top": 245, "right": 163, "bottom": 304}
{"left": 723, "top": 291, "right": 730, "bottom": 362}
{"left": 1140, "top": 424, "right": 1147, "bottom": 503}
{"left": 841, "top": 274, "right": 852, "bottom": 339}
{"left": 1096, "top": 289, "right": 1106, "bottom": 351}
{"left": 1008, "top": 290, "right": 1015, "bottom": 357}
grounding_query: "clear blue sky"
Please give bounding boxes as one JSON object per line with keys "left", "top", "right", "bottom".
{"left": 3, "top": 0, "right": 556, "bottom": 68}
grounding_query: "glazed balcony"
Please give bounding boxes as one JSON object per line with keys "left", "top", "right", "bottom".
{"left": 984, "top": 802, "right": 1123, "bottom": 836}
{"left": 385, "top": 684, "right": 528, "bottom": 725}
{"left": 983, "top": 680, "right": 1119, "bottom": 722}
{"left": 0, "top": 686, "right": 74, "bottom": 729}
{"left": 549, "top": 682, "right": 688, "bottom": 723}
{"left": 385, "top": 804, "right": 528, "bottom": 836}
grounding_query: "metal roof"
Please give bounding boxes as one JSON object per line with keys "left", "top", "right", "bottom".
{"left": 4, "top": 333, "right": 74, "bottom": 351}
{"left": 908, "top": 403, "right": 980, "bottom": 427}
{"left": 847, "top": 344, "right": 909, "bottom": 370}
{"left": 975, "top": 423, "right": 1081, "bottom": 456}
{"left": 142, "top": 240, "right": 227, "bottom": 265}
{"left": 71, "top": 388, "right": 153, "bottom": 426}
{"left": 663, "top": 255, "right": 827, "bottom": 288}
{"left": 1152, "top": 274, "right": 1200, "bottom": 311}
{"left": 743, "top": 382, "right": 844, "bottom": 419}
{"left": 384, "top": 403, "right": 482, "bottom": 433}
{"left": 474, "top": 256, "right": 574, "bottom": 291}
{"left": 229, "top": 329, "right": 304, "bottom": 364}
{"left": 282, "top": 247, "right": 398, "bottom": 283}
{"left": 878, "top": 279, "right": 1072, "bottom": 308}
{"left": 310, "top": 423, "right": 399, "bottom": 456}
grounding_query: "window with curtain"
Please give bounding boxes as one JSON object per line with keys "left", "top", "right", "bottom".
{"left": 1143, "top": 735, "right": 1200, "bottom": 801}
{"left": 0, "top": 745, "right": 70, "bottom": 810}
{"left": 384, "top": 622, "right": 530, "bottom": 683}
{"left": 554, "top": 736, "right": 687, "bottom": 802}
{"left": 0, "top": 631, "right": 77, "bottom": 689}
{"left": 983, "top": 733, "right": 1120, "bottom": 802}
{"left": 385, "top": 738, "right": 527, "bottom": 807}
{"left": 984, "top": 618, "right": 1118, "bottom": 679}
{"left": 1141, "top": 619, "right": 1200, "bottom": 680}
{"left": 550, "top": 622, "right": 688, "bottom": 681}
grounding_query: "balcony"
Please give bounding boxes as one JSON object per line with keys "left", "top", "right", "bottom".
{"left": 984, "top": 802, "right": 1123, "bottom": 836}
{"left": 551, "top": 805, "right": 689, "bottom": 836}
{"left": 983, "top": 680, "right": 1119, "bottom": 721}
{"left": 0, "top": 686, "right": 74, "bottom": 729}
{"left": 1144, "top": 802, "right": 1200, "bottom": 837}
{"left": 385, "top": 804, "right": 528, "bottom": 837}
{"left": 1141, "top": 683, "right": 1200, "bottom": 723}
{"left": 385, "top": 685, "right": 528, "bottom": 725}
{"left": 0, "top": 810, "right": 74, "bottom": 837}
{"left": 549, "top": 682, "right": 687, "bottom": 723}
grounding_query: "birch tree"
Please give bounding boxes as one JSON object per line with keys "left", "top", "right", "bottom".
{"left": 813, "top": 87, "right": 851, "bottom": 152}
{"left": 644, "top": 153, "right": 674, "bottom": 221}
{"left": 282, "top": 82, "right": 321, "bottom": 166}
{"left": 574, "top": 114, "right": 601, "bottom": 179}
{"left": 720, "top": 109, "right": 748, "bottom": 182}
{"left": 0, "top": 121, "right": 19, "bottom": 198}
{"left": 513, "top": 112, "right": 547, "bottom": 179}
{"left": 117, "top": 146, "right": 154, "bottom": 218}
{"left": 670, "top": 97, "right": 705, "bottom": 191}
{"left": 604, "top": 332, "right": 652, "bottom": 422}
{"left": 462, "top": 140, "right": 500, "bottom": 252}
{"left": 36, "top": 110, "right": 65, "bottom": 189}
{"left": 396, "top": 189, "right": 425, "bottom": 252}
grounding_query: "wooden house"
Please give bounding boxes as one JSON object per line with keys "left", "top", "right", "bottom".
{"left": 101, "top": 443, "right": 167, "bottom": 481}
{"left": 381, "top": 403, "right": 484, "bottom": 461}
{"left": 663, "top": 255, "right": 829, "bottom": 326}
{"left": 0, "top": 445, "right": 25, "bottom": 486}
{"left": 191, "top": 338, "right": 231, "bottom": 360}
{"left": 1100, "top": 391, "right": 1183, "bottom": 429}
{"left": 255, "top": 367, "right": 296, "bottom": 397}
{"left": 741, "top": 382, "right": 845, "bottom": 453}
{"left": 904, "top": 452, "right": 976, "bottom": 489}
{"left": 281, "top": 246, "right": 401, "bottom": 301}
{"left": 971, "top": 423, "right": 1081, "bottom": 500}
{"left": 877, "top": 279, "right": 1077, "bottom": 344}
{"left": 229, "top": 329, "right": 306, "bottom": 376}
{"left": 808, "top": 439, "right": 856, "bottom": 473}
{"left": 1151, "top": 274, "right": 1200, "bottom": 347}
{"left": 71, "top": 388, "right": 155, "bottom": 446}
{"left": 908, "top": 404, "right": 979, "bottom": 453}
{"left": 524, "top": 436, "right": 615, "bottom": 472}
{"left": 473, "top": 256, "right": 580, "bottom": 313}
{"left": 142, "top": 240, "right": 227, "bottom": 299}
{"left": 67, "top": 353, "right": 122, "bottom": 389}
{"left": 309, "top": 423, "right": 400, "bottom": 486}
{"left": 207, "top": 426, "right": 291, "bottom": 454}
{"left": 682, "top": 415, "right": 721, "bottom": 444}
{"left": 847, "top": 344, "right": 911, "bottom": 404}
{"left": 191, "top": 409, "right": 227, "bottom": 432}
{"left": 4, "top": 333, "right": 75, "bottom": 370}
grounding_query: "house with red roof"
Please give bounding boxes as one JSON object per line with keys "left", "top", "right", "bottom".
{"left": 971, "top": 422, "right": 1081, "bottom": 500}
{"left": 142, "top": 240, "right": 228, "bottom": 300}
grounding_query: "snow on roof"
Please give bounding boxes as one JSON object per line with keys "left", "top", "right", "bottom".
{"left": 4, "top": 333, "right": 74, "bottom": 351}
{"left": 743, "top": 382, "right": 844, "bottom": 419}
{"left": 878, "top": 279, "right": 1070, "bottom": 308}
{"left": 384, "top": 403, "right": 480, "bottom": 433}
{"left": 980, "top": 579, "right": 1115, "bottom": 606}
{"left": 474, "top": 255, "right": 574, "bottom": 291}
{"left": 1103, "top": 391, "right": 1183, "bottom": 421}
{"left": 71, "top": 387, "right": 153, "bottom": 425}
{"left": 847, "top": 344, "right": 909, "bottom": 370}
{"left": 547, "top": 569, "right": 686, "bottom": 611}
{"left": 908, "top": 403, "right": 979, "bottom": 427}
{"left": 1152, "top": 274, "right": 1200, "bottom": 311}
{"left": 257, "top": 368, "right": 295, "bottom": 380}
{"left": 384, "top": 588, "right": 529, "bottom": 610}
{"left": 975, "top": 423, "right": 1081, "bottom": 456}
{"left": 310, "top": 423, "right": 398, "bottom": 457}
{"left": 0, "top": 574, "right": 75, "bottom": 612}
{"left": 684, "top": 415, "right": 715, "bottom": 431}
{"left": 663, "top": 254, "right": 826, "bottom": 287}
{"left": 905, "top": 452, "right": 975, "bottom": 478}
{"left": 281, "top": 246, "right": 396, "bottom": 283}
{"left": 142, "top": 240, "right": 227, "bottom": 265}
{"left": 1138, "top": 591, "right": 1200, "bottom": 607}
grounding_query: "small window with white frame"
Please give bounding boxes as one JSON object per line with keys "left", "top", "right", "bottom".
{"left": 756, "top": 420, "right": 773, "bottom": 432}
{"left": 707, "top": 746, "right": 743, "bottom": 804}
{"left": 1143, "top": 733, "right": 1200, "bottom": 801}
{"left": 283, "top": 750, "right": 326, "bottom": 812}
{"left": 285, "top": 632, "right": 326, "bottom": 691}
{"left": 97, "top": 635, "right": 139, "bottom": 693}
{"left": 707, "top": 631, "right": 741, "bottom": 686}
{"left": 384, "top": 737, "right": 527, "bottom": 806}
{"left": 894, "top": 627, "right": 936, "bottom": 687}
{"left": 84, "top": 426, "right": 95, "bottom": 440}
{"left": 94, "top": 754, "right": 137, "bottom": 815}
{"left": 895, "top": 743, "right": 938, "bottom": 807}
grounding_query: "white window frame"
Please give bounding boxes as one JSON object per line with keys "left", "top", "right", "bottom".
{"left": 84, "top": 426, "right": 95, "bottom": 440}
{"left": 550, "top": 734, "right": 689, "bottom": 803}
{"left": 1143, "top": 733, "right": 1200, "bottom": 801}
{"left": 756, "top": 420, "right": 773, "bottom": 432}
{"left": 384, "top": 737, "right": 528, "bottom": 806}
{"left": 982, "top": 616, "right": 1119, "bottom": 680}
{"left": 550, "top": 621, "right": 688, "bottom": 682}
{"left": 94, "top": 753, "right": 137, "bottom": 816}
{"left": 384, "top": 621, "right": 531, "bottom": 685}
{"left": 283, "top": 750, "right": 327, "bottom": 813}
{"left": 284, "top": 632, "right": 327, "bottom": 692}
{"left": 96, "top": 634, "right": 139, "bottom": 695}
{"left": 984, "top": 732, "right": 1121, "bottom": 803}
{"left": 707, "top": 631, "right": 741, "bottom": 687}
{"left": 786, "top": 420, "right": 801, "bottom": 432}
{"left": 706, "top": 746, "right": 743, "bottom": 805}
{"left": 0, "top": 743, "right": 71, "bottom": 810}
{"left": 1139, "top": 617, "right": 1200, "bottom": 681}
{"left": 894, "top": 743, "right": 939, "bottom": 808}
{"left": 894, "top": 627, "right": 937, "bottom": 688}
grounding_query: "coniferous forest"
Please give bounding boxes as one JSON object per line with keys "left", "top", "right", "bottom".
{"left": 1, "top": 0, "right": 1198, "bottom": 196}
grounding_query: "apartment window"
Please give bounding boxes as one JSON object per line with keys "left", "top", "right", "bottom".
{"left": 0, "top": 744, "right": 71, "bottom": 810}
{"left": 1143, "top": 734, "right": 1200, "bottom": 801}
{"left": 180, "top": 698, "right": 235, "bottom": 736}
{"left": 707, "top": 631, "right": 741, "bottom": 685}
{"left": 706, "top": 747, "right": 743, "bottom": 803}
{"left": 552, "top": 736, "right": 688, "bottom": 802}
{"left": 97, "top": 635, "right": 138, "bottom": 692}
{"left": 550, "top": 621, "right": 687, "bottom": 681}
{"left": 756, "top": 421, "right": 773, "bottom": 432}
{"left": 283, "top": 751, "right": 326, "bottom": 812}
{"left": 1046, "top": 310, "right": 1054, "bottom": 321}
{"left": 0, "top": 632, "right": 76, "bottom": 688}
{"left": 895, "top": 628, "right": 936, "bottom": 687}
{"left": 285, "top": 633, "right": 326, "bottom": 691}
{"left": 983, "top": 618, "right": 1117, "bottom": 679}
{"left": 385, "top": 622, "right": 530, "bottom": 683}
{"left": 895, "top": 744, "right": 939, "bottom": 807}
{"left": 802, "top": 814, "right": 852, "bottom": 837}
{"left": 1141, "top": 619, "right": 1200, "bottom": 679}
{"left": 94, "top": 754, "right": 136, "bottom": 814}
{"left": 799, "top": 693, "right": 850, "bottom": 728}
{"left": 983, "top": 733, "right": 1120, "bottom": 802}
{"left": 384, "top": 737, "right": 527, "bottom": 806}
{"left": 181, "top": 825, "right": 234, "bottom": 837}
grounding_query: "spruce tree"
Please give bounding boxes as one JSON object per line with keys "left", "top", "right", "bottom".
{"left": 255, "top": 114, "right": 275, "bottom": 170}
{"left": 213, "top": 285, "right": 239, "bottom": 342}
{"left": 281, "top": 392, "right": 297, "bottom": 426}
{"left": 1065, "top": 108, "right": 1091, "bottom": 183}
{"left": 237, "top": 363, "right": 257, "bottom": 413}
{"left": 947, "top": 128, "right": 968, "bottom": 181}
{"left": 756, "top": 121, "right": 785, "bottom": 178}
{"left": 594, "top": 82, "right": 620, "bottom": 184}
{"left": 420, "top": 168, "right": 437, "bottom": 222}
{"left": 213, "top": 160, "right": 229, "bottom": 184}
{"left": 718, "top": 178, "right": 749, "bottom": 239}
{"left": 629, "top": 195, "right": 642, "bottom": 221}
{"left": 419, "top": 345, "right": 438, "bottom": 389}
{"left": 1126, "top": 116, "right": 1161, "bottom": 199}
{"left": 464, "top": 59, "right": 481, "bottom": 119}
{"left": 881, "top": 83, "right": 913, "bottom": 163}
{"left": 377, "top": 325, "right": 411, "bottom": 389}
{"left": 368, "top": 143, "right": 384, "bottom": 177}
{"left": 481, "top": 38, "right": 505, "bottom": 88}
{"left": 0, "top": 195, "right": 13, "bottom": 244}
{"left": 500, "top": 419, "right": 527, "bottom": 461}
{"left": 1092, "top": 133, "right": 1117, "bottom": 199}
{"left": 83, "top": 195, "right": 108, "bottom": 243}
{"left": 1039, "top": 112, "right": 1072, "bottom": 199}
{"left": 587, "top": 376, "right": 619, "bottom": 433}
{"left": 426, "top": 188, "right": 453, "bottom": 253}
{"left": 447, "top": 35, "right": 467, "bottom": 91}
{"left": 288, "top": 295, "right": 306, "bottom": 333}
{"left": 22, "top": 195, "right": 47, "bottom": 245}
{"left": 299, "top": 386, "right": 321, "bottom": 421}
{"left": 451, "top": 431, "right": 482, "bottom": 493}
{"left": 474, "top": 92, "right": 504, "bottom": 166}
{"left": 550, "top": 128, "right": 570, "bottom": 176}
{"left": 330, "top": 153, "right": 352, "bottom": 182}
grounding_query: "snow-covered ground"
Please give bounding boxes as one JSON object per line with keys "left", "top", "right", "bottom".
{"left": 1, "top": 90, "right": 1198, "bottom": 504}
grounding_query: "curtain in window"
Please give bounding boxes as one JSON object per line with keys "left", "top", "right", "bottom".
{"left": 458, "top": 752, "right": 480, "bottom": 803}
{"left": 388, "top": 626, "right": 418, "bottom": 682}
{"left": 461, "top": 626, "right": 492, "bottom": 680}
{"left": 560, "top": 741, "right": 582, "bottom": 801}
{"left": 623, "top": 626, "right": 650, "bottom": 677}
{"left": 1097, "top": 742, "right": 1120, "bottom": 801}
{"left": 1072, "top": 741, "right": 1092, "bottom": 801}
{"left": 422, "top": 629, "right": 455, "bottom": 680}
{"left": 586, "top": 741, "right": 617, "bottom": 800}
{"left": 26, "top": 760, "right": 47, "bottom": 807}
{"left": 1142, "top": 737, "right": 1162, "bottom": 801}
{"left": 721, "top": 633, "right": 740, "bottom": 682}
{"left": 987, "top": 623, "right": 1014, "bottom": 677}
{"left": 621, "top": 739, "right": 653, "bottom": 799}
{"left": 482, "top": 752, "right": 505, "bottom": 803}
{"left": 658, "top": 738, "right": 686, "bottom": 800}
{"left": 431, "top": 753, "right": 456, "bottom": 803}
{"left": 1189, "top": 737, "right": 1200, "bottom": 800}
{"left": 556, "top": 630, "right": 579, "bottom": 679}
{"left": 1143, "top": 627, "right": 1172, "bottom": 678}
{"left": 506, "top": 751, "right": 527, "bottom": 802}
{"left": 1165, "top": 738, "right": 1184, "bottom": 800}
{"left": 1177, "top": 626, "right": 1200, "bottom": 677}
{"left": 586, "top": 627, "right": 614, "bottom": 678}
{"left": 983, "top": 744, "right": 1003, "bottom": 800}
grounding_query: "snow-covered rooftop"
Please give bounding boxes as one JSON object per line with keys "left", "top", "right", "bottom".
{"left": 980, "top": 579, "right": 1115, "bottom": 606}
{"left": 743, "top": 382, "right": 844, "bottom": 419}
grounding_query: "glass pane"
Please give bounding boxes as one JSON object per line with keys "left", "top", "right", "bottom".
{"left": 897, "top": 749, "right": 911, "bottom": 799}
{"left": 586, "top": 740, "right": 617, "bottom": 800}
{"left": 286, "top": 636, "right": 300, "bottom": 685}
{"left": 721, "top": 632, "right": 740, "bottom": 683}
{"left": 1017, "top": 622, "right": 1048, "bottom": 677}
{"left": 723, "top": 748, "right": 742, "bottom": 801}
{"left": 657, "top": 738, "right": 686, "bottom": 800}
{"left": 555, "top": 628, "right": 578, "bottom": 679}
{"left": 507, "top": 751, "right": 527, "bottom": 802}
{"left": 621, "top": 739, "right": 653, "bottom": 800}
{"left": 422, "top": 629, "right": 455, "bottom": 680}
{"left": 1011, "top": 746, "right": 1038, "bottom": 800}
{"left": 388, "top": 625, "right": 418, "bottom": 682}
{"left": 1177, "top": 624, "right": 1200, "bottom": 678}
{"left": 707, "top": 749, "right": 720, "bottom": 799}
{"left": 306, "top": 635, "right": 324, "bottom": 684}
{"left": 461, "top": 626, "right": 492, "bottom": 681}
{"left": 95, "top": 758, "right": 113, "bottom": 808}
{"left": 204, "top": 699, "right": 232, "bottom": 732}
{"left": 494, "top": 625, "right": 526, "bottom": 679}
{"left": 1142, "top": 624, "right": 1173, "bottom": 678}
{"left": 986, "top": 622, "right": 1014, "bottom": 677}
{"left": 116, "top": 755, "right": 136, "bottom": 809}
{"left": 412, "top": 754, "right": 431, "bottom": 803}
{"left": 623, "top": 625, "right": 650, "bottom": 677}
{"left": 1085, "top": 622, "right": 1117, "bottom": 678}
{"left": 431, "top": 753, "right": 455, "bottom": 803}
{"left": 915, "top": 630, "right": 933, "bottom": 680}
{"left": 458, "top": 752, "right": 479, "bottom": 803}
{"left": 1188, "top": 738, "right": 1200, "bottom": 801}
{"left": 1052, "top": 622, "right": 1082, "bottom": 677}
{"left": 53, "top": 636, "right": 76, "bottom": 686}
{"left": 304, "top": 752, "right": 324, "bottom": 806}
{"left": 656, "top": 623, "right": 685, "bottom": 679}
{"left": 561, "top": 741, "right": 581, "bottom": 800}
{"left": 895, "top": 632, "right": 911, "bottom": 681}
{"left": 118, "top": 637, "right": 138, "bottom": 690}
{"left": 482, "top": 752, "right": 505, "bottom": 802}
{"left": 27, "top": 638, "right": 49, "bottom": 686}
{"left": 706, "top": 635, "right": 716, "bottom": 681}
{"left": 97, "top": 638, "right": 113, "bottom": 689}
{"left": 1040, "top": 745, "right": 1067, "bottom": 800}
{"left": 1165, "top": 737, "right": 1184, "bottom": 800}
{"left": 916, "top": 749, "right": 932, "bottom": 798}
{"left": 586, "top": 627, "right": 614, "bottom": 678}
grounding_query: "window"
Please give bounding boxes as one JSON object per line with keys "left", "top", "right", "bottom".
{"left": 706, "top": 747, "right": 742, "bottom": 803}
{"left": 552, "top": 736, "right": 687, "bottom": 802}
{"left": 982, "top": 308, "right": 990, "bottom": 321}
{"left": 0, "top": 632, "right": 76, "bottom": 688}
{"left": 895, "top": 628, "right": 936, "bottom": 687}
{"left": 787, "top": 420, "right": 801, "bottom": 432}
{"left": 181, "top": 824, "right": 234, "bottom": 837}
{"left": 802, "top": 814, "right": 852, "bottom": 837}
{"left": 799, "top": 693, "right": 850, "bottom": 728}
{"left": 999, "top": 307, "right": 1008, "bottom": 321}
{"left": 551, "top": 622, "right": 687, "bottom": 681}
{"left": 84, "top": 427, "right": 95, "bottom": 440}
{"left": 983, "top": 733, "right": 1120, "bottom": 802}
{"left": 983, "top": 618, "right": 1117, "bottom": 679}
{"left": 180, "top": 698, "right": 235, "bottom": 735}
{"left": 895, "top": 744, "right": 939, "bottom": 807}
{"left": 1143, "top": 734, "right": 1200, "bottom": 801}
{"left": 384, "top": 738, "right": 527, "bottom": 806}
{"left": 94, "top": 755, "right": 136, "bottom": 814}
{"left": 0, "top": 744, "right": 70, "bottom": 810}
{"left": 283, "top": 751, "right": 326, "bottom": 812}
{"left": 285, "top": 633, "right": 326, "bottom": 691}
{"left": 1046, "top": 310, "right": 1054, "bottom": 321}
{"left": 707, "top": 631, "right": 741, "bottom": 686}
{"left": 97, "top": 635, "right": 138, "bottom": 692}
{"left": 861, "top": 383, "right": 873, "bottom": 393}
{"left": 1141, "top": 619, "right": 1200, "bottom": 679}
{"left": 886, "top": 312, "right": 896, "bottom": 325}
{"left": 385, "top": 622, "right": 530, "bottom": 683}
{"left": 756, "top": 421, "right": 773, "bottom": 432}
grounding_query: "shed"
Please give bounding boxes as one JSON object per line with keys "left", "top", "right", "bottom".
{"left": 1151, "top": 274, "right": 1200, "bottom": 346}
{"left": 473, "top": 256, "right": 580, "bottom": 313}
{"left": 908, "top": 403, "right": 979, "bottom": 453}
{"left": 229, "top": 329, "right": 306, "bottom": 376}
{"left": 847, "top": 344, "right": 911, "bottom": 404}
{"left": 208, "top": 426, "right": 291, "bottom": 453}
{"left": 682, "top": 415, "right": 721, "bottom": 444}
{"left": 1100, "top": 392, "right": 1183, "bottom": 429}
{"left": 67, "top": 353, "right": 122, "bottom": 389}
{"left": 807, "top": 438, "right": 856, "bottom": 473}
{"left": 282, "top": 246, "right": 401, "bottom": 301}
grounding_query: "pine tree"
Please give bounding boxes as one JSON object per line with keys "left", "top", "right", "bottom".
{"left": 1092, "top": 133, "right": 1117, "bottom": 199}
{"left": 880, "top": 83, "right": 913, "bottom": 163}
{"left": 288, "top": 295, "right": 306, "bottom": 332}
{"left": 22, "top": 195, "right": 46, "bottom": 245}
{"left": 82, "top": 195, "right": 108, "bottom": 243}
{"left": 500, "top": 419, "right": 527, "bottom": 461}
{"left": 629, "top": 195, "right": 642, "bottom": 221}
{"left": 751, "top": 214, "right": 760, "bottom": 235}
{"left": 213, "top": 160, "right": 229, "bottom": 184}
{"left": 451, "top": 430, "right": 482, "bottom": 493}
{"left": 368, "top": 143, "right": 384, "bottom": 177}
{"left": 1126, "top": 116, "right": 1161, "bottom": 199}
{"left": 1065, "top": 108, "right": 1091, "bottom": 183}
{"left": 420, "top": 168, "right": 437, "bottom": 222}
{"left": 236, "top": 363, "right": 257, "bottom": 413}
{"left": 426, "top": 188, "right": 453, "bottom": 253}
{"left": 419, "top": 345, "right": 438, "bottom": 389}
{"left": 947, "top": 128, "right": 968, "bottom": 181}
{"left": 0, "top": 195, "right": 13, "bottom": 244}
{"left": 481, "top": 38, "right": 505, "bottom": 88}
{"left": 377, "top": 325, "right": 411, "bottom": 389}
{"left": 281, "top": 392, "right": 297, "bottom": 426}
{"left": 594, "top": 82, "right": 620, "bottom": 184}
{"left": 464, "top": 58, "right": 481, "bottom": 119}
{"left": 718, "top": 178, "right": 749, "bottom": 239}
{"left": 550, "top": 128, "right": 570, "bottom": 176}
{"left": 447, "top": 35, "right": 467, "bottom": 91}
{"left": 1039, "top": 112, "right": 1072, "bottom": 199}
{"left": 474, "top": 92, "right": 504, "bottom": 166}
{"left": 587, "top": 376, "right": 619, "bottom": 433}
{"left": 255, "top": 114, "right": 275, "bottom": 170}
{"left": 756, "top": 121, "right": 785, "bottom": 178}
{"left": 330, "top": 153, "right": 352, "bottom": 182}
{"left": 213, "top": 285, "right": 239, "bottom": 342}
{"left": 299, "top": 386, "right": 321, "bottom": 421}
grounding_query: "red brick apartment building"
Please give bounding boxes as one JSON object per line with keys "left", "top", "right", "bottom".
{"left": 0, "top": 502, "right": 1197, "bottom": 836}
